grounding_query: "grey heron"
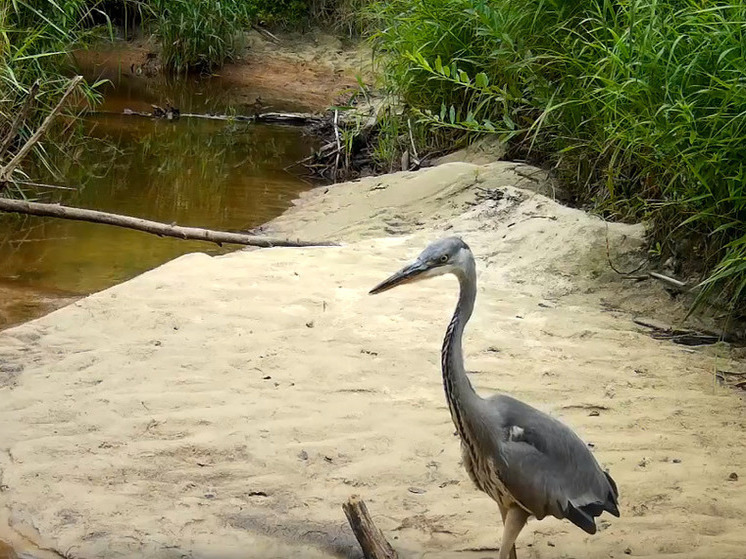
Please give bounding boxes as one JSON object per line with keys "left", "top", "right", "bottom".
{"left": 370, "top": 237, "right": 619, "bottom": 559}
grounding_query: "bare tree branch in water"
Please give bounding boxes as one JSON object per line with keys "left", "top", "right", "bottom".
{"left": 0, "top": 75, "right": 336, "bottom": 250}
{"left": 0, "top": 197, "right": 336, "bottom": 248}
{"left": 0, "top": 80, "right": 40, "bottom": 162}
{"left": 0, "top": 76, "right": 84, "bottom": 188}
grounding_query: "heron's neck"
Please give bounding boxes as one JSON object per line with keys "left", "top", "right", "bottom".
{"left": 441, "top": 261, "right": 480, "bottom": 432}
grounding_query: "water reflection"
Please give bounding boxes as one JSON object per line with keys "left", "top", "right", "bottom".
{"left": 0, "top": 73, "right": 319, "bottom": 326}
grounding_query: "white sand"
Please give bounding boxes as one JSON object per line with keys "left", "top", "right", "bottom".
{"left": 1, "top": 162, "right": 744, "bottom": 559}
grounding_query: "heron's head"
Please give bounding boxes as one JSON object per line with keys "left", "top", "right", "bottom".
{"left": 369, "top": 236, "right": 472, "bottom": 295}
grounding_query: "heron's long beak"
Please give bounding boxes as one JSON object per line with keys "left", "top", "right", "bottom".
{"left": 369, "top": 260, "right": 429, "bottom": 294}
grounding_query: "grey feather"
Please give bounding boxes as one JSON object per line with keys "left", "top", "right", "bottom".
{"left": 479, "top": 394, "right": 619, "bottom": 532}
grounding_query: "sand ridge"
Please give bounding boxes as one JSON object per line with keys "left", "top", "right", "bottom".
{"left": 0, "top": 162, "right": 744, "bottom": 558}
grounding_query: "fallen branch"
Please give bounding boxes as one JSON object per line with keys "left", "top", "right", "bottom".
{"left": 342, "top": 495, "right": 398, "bottom": 559}
{"left": 191, "top": 111, "right": 323, "bottom": 125}
{"left": 0, "top": 80, "right": 39, "bottom": 162}
{"left": 284, "top": 141, "right": 337, "bottom": 171}
{"left": 0, "top": 197, "right": 336, "bottom": 248}
{"left": 105, "top": 108, "right": 324, "bottom": 125}
{"left": 0, "top": 76, "right": 83, "bottom": 184}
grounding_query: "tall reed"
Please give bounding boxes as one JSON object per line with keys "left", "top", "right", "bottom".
{"left": 1, "top": 1, "right": 106, "bottom": 190}
{"left": 369, "top": 0, "right": 746, "bottom": 312}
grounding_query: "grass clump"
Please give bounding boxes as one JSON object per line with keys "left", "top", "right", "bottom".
{"left": 148, "top": 0, "right": 256, "bottom": 73}
{"left": 368, "top": 0, "right": 746, "bottom": 313}
{"left": 117, "top": 0, "right": 373, "bottom": 72}
{"left": 1, "top": 1, "right": 106, "bottom": 190}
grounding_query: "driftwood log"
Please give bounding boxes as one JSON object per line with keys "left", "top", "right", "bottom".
{"left": 342, "top": 495, "right": 398, "bottom": 559}
{"left": 0, "top": 198, "right": 335, "bottom": 248}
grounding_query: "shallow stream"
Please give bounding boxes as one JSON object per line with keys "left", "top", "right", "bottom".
{"left": 0, "top": 70, "right": 319, "bottom": 330}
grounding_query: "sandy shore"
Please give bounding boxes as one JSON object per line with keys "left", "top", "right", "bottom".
{"left": 1, "top": 161, "right": 744, "bottom": 559}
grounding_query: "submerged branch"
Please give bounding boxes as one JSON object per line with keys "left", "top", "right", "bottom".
{"left": 13, "top": 179, "right": 77, "bottom": 191}
{"left": 0, "top": 197, "right": 336, "bottom": 248}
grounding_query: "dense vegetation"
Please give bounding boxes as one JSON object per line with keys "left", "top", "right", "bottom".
{"left": 3, "top": 0, "right": 745, "bottom": 312}
{"left": 368, "top": 0, "right": 746, "bottom": 311}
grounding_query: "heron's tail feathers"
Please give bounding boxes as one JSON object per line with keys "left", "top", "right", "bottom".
{"left": 603, "top": 471, "right": 620, "bottom": 517}
{"left": 564, "top": 472, "right": 620, "bottom": 534}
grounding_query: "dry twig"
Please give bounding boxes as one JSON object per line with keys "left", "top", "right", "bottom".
{"left": 407, "top": 118, "right": 420, "bottom": 168}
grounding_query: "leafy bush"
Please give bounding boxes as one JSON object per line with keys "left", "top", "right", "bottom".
{"left": 369, "top": 0, "right": 746, "bottom": 311}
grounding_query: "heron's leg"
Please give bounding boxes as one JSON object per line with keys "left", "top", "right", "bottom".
{"left": 498, "top": 502, "right": 507, "bottom": 522}
{"left": 496, "top": 504, "right": 516, "bottom": 559}
{"left": 498, "top": 506, "right": 528, "bottom": 559}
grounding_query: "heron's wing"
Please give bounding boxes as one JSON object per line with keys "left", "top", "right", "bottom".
{"left": 484, "top": 395, "right": 619, "bottom": 534}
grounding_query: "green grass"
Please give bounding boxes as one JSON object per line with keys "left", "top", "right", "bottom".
{"left": 1, "top": 1, "right": 108, "bottom": 190}
{"left": 147, "top": 1, "right": 373, "bottom": 71}
{"left": 146, "top": 0, "right": 256, "bottom": 73}
{"left": 137, "top": 0, "right": 374, "bottom": 72}
{"left": 368, "top": 0, "right": 746, "bottom": 313}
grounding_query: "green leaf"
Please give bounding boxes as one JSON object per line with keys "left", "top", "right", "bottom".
{"left": 475, "top": 72, "right": 489, "bottom": 88}
{"left": 503, "top": 114, "right": 516, "bottom": 130}
{"left": 449, "top": 105, "right": 456, "bottom": 123}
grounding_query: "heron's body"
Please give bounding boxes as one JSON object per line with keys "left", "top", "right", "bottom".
{"left": 370, "top": 237, "right": 619, "bottom": 558}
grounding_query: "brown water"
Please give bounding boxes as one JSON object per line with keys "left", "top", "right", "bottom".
{"left": 0, "top": 73, "right": 319, "bottom": 329}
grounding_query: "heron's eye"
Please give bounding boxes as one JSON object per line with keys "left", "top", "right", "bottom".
{"left": 439, "top": 255, "right": 449, "bottom": 263}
